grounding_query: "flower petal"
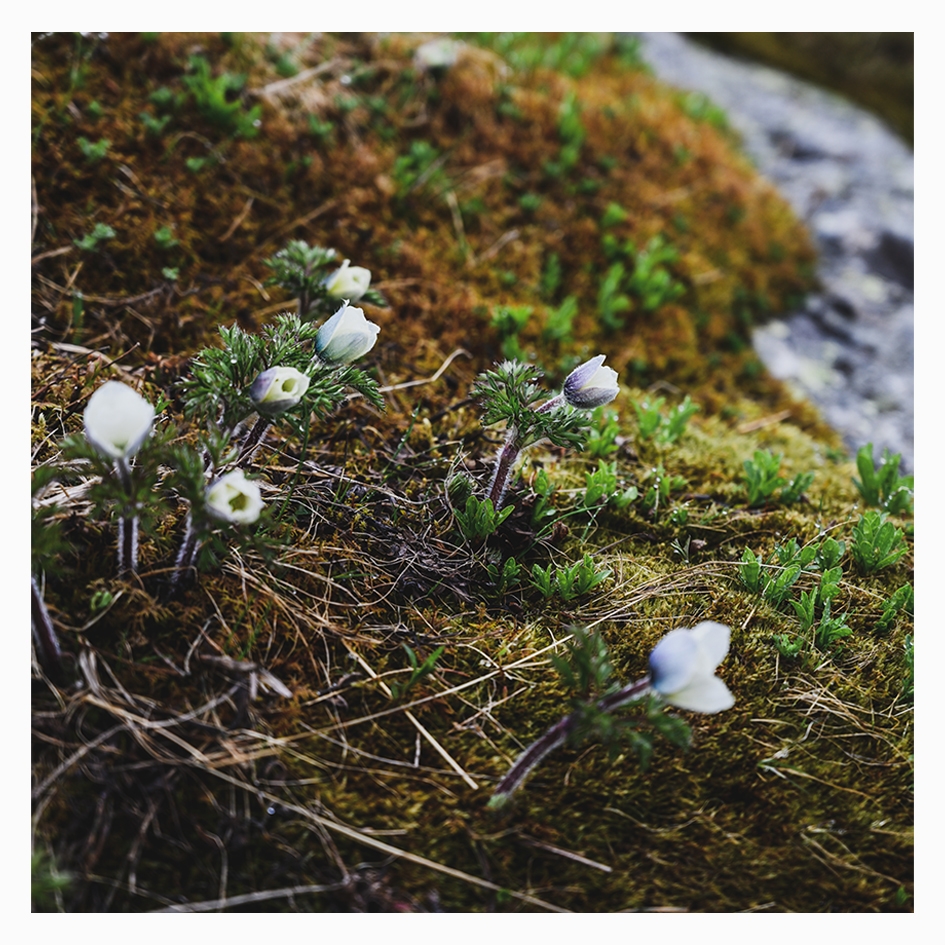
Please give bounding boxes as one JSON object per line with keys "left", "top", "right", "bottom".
{"left": 690, "top": 621, "right": 731, "bottom": 672}
{"left": 84, "top": 381, "right": 156, "bottom": 460}
{"left": 665, "top": 675, "right": 734, "bottom": 713}
{"left": 649, "top": 628, "right": 699, "bottom": 694}
{"left": 315, "top": 303, "right": 380, "bottom": 363}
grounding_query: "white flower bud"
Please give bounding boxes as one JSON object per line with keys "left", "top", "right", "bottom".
{"left": 324, "top": 259, "right": 372, "bottom": 303}
{"left": 563, "top": 355, "right": 620, "bottom": 410}
{"left": 83, "top": 381, "right": 156, "bottom": 460}
{"left": 205, "top": 470, "right": 264, "bottom": 525}
{"left": 315, "top": 302, "right": 380, "bottom": 363}
{"left": 648, "top": 622, "right": 735, "bottom": 713}
{"left": 414, "top": 38, "right": 462, "bottom": 71}
{"left": 249, "top": 366, "right": 311, "bottom": 414}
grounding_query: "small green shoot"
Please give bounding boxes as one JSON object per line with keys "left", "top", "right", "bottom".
{"left": 182, "top": 55, "right": 261, "bottom": 138}
{"left": 518, "top": 192, "right": 542, "bottom": 214}
{"left": 556, "top": 554, "right": 613, "bottom": 600}
{"left": 454, "top": 495, "right": 513, "bottom": 543}
{"left": 640, "top": 465, "right": 686, "bottom": 518}
{"left": 600, "top": 201, "right": 629, "bottom": 228}
{"left": 489, "top": 305, "right": 532, "bottom": 361}
{"left": 853, "top": 443, "right": 914, "bottom": 515}
{"left": 486, "top": 556, "right": 523, "bottom": 594}
{"left": 743, "top": 450, "right": 814, "bottom": 507}
{"left": 540, "top": 252, "right": 562, "bottom": 301}
{"left": 153, "top": 226, "right": 179, "bottom": 250}
{"left": 876, "top": 584, "right": 914, "bottom": 634}
{"left": 392, "top": 140, "right": 448, "bottom": 198}
{"left": 73, "top": 222, "right": 116, "bottom": 252}
{"left": 139, "top": 111, "right": 171, "bottom": 137}
{"left": 530, "top": 554, "right": 612, "bottom": 600}
{"left": 583, "top": 460, "right": 636, "bottom": 510}
{"left": 77, "top": 136, "right": 110, "bottom": 163}
{"left": 389, "top": 644, "right": 444, "bottom": 700}
{"left": 529, "top": 467, "right": 559, "bottom": 531}
{"left": 632, "top": 395, "right": 699, "bottom": 445}
{"left": 597, "top": 262, "right": 631, "bottom": 331}
{"left": 543, "top": 296, "right": 578, "bottom": 344}
{"left": 851, "top": 511, "right": 907, "bottom": 573}
{"left": 585, "top": 407, "right": 621, "bottom": 458}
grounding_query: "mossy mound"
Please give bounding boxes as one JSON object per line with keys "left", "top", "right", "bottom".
{"left": 31, "top": 33, "right": 912, "bottom": 913}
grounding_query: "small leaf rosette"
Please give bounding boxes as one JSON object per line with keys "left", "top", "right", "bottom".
{"left": 563, "top": 355, "right": 620, "bottom": 410}
{"left": 249, "top": 366, "right": 311, "bottom": 414}
{"left": 315, "top": 302, "right": 380, "bottom": 364}
{"left": 648, "top": 621, "right": 735, "bottom": 713}
{"left": 83, "top": 381, "right": 156, "bottom": 460}
{"left": 205, "top": 469, "right": 264, "bottom": 525}
{"left": 324, "top": 259, "right": 372, "bottom": 303}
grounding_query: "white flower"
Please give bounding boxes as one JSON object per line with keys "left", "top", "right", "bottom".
{"left": 315, "top": 302, "right": 380, "bottom": 363}
{"left": 205, "top": 470, "right": 264, "bottom": 525}
{"left": 648, "top": 621, "right": 735, "bottom": 713}
{"left": 414, "top": 38, "right": 461, "bottom": 71}
{"left": 324, "top": 259, "right": 372, "bottom": 303}
{"left": 563, "top": 355, "right": 620, "bottom": 409}
{"left": 249, "top": 366, "right": 311, "bottom": 414}
{"left": 83, "top": 381, "right": 156, "bottom": 460}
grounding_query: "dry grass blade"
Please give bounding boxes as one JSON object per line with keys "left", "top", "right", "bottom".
{"left": 151, "top": 882, "right": 346, "bottom": 913}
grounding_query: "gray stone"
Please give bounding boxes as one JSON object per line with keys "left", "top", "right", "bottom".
{"left": 635, "top": 32, "right": 914, "bottom": 472}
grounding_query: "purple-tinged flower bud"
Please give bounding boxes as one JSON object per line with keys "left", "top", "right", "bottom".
{"left": 324, "top": 259, "right": 372, "bottom": 303}
{"left": 249, "top": 366, "right": 311, "bottom": 414}
{"left": 315, "top": 302, "right": 380, "bottom": 364}
{"left": 563, "top": 355, "right": 619, "bottom": 409}
{"left": 205, "top": 470, "right": 264, "bottom": 525}
{"left": 648, "top": 622, "right": 735, "bottom": 713}
{"left": 83, "top": 381, "right": 156, "bottom": 460}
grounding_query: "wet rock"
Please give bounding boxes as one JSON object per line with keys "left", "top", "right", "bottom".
{"left": 635, "top": 32, "right": 914, "bottom": 471}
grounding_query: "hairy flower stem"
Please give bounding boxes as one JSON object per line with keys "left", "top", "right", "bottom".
{"left": 114, "top": 458, "right": 139, "bottom": 576}
{"left": 237, "top": 417, "right": 273, "bottom": 466}
{"left": 117, "top": 516, "right": 139, "bottom": 578}
{"left": 169, "top": 513, "right": 198, "bottom": 594}
{"left": 486, "top": 395, "right": 568, "bottom": 512}
{"left": 31, "top": 575, "right": 63, "bottom": 682}
{"left": 487, "top": 427, "right": 520, "bottom": 511}
{"left": 489, "top": 676, "right": 652, "bottom": 808}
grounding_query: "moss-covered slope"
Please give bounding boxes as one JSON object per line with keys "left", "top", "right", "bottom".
{"left": 31, "top": 33, "right": 912, "bottom": 913}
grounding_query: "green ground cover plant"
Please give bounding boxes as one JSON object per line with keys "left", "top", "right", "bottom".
{"left": 31, "top": 32, "right": 912, "bottom": 913}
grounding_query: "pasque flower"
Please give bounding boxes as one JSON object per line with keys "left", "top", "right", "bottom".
{"left": 414, "top": 38, "right": 462, "bottom": 71}
{"left": 315, "top": 302, "right": 380, "bottom": 363}
{"left": 648, "top": 621, "right": 735, "bottom": 713}
{"left": 324, "top": 259, "right": 372, "bottom": 303}
{"left": 205, "top": 470, "right": 264, "bottom": 525}
{"left": 249, "top": 366, "right": 311, "bottom": 414}
{"left": 489, "top": 621, "right": 736, "bottom": 808}
{"left": 84, "top": 381, "right": 156, "bottom": 460}
{"left": 563, "top": 355, "right": 620, "bottom": 410}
